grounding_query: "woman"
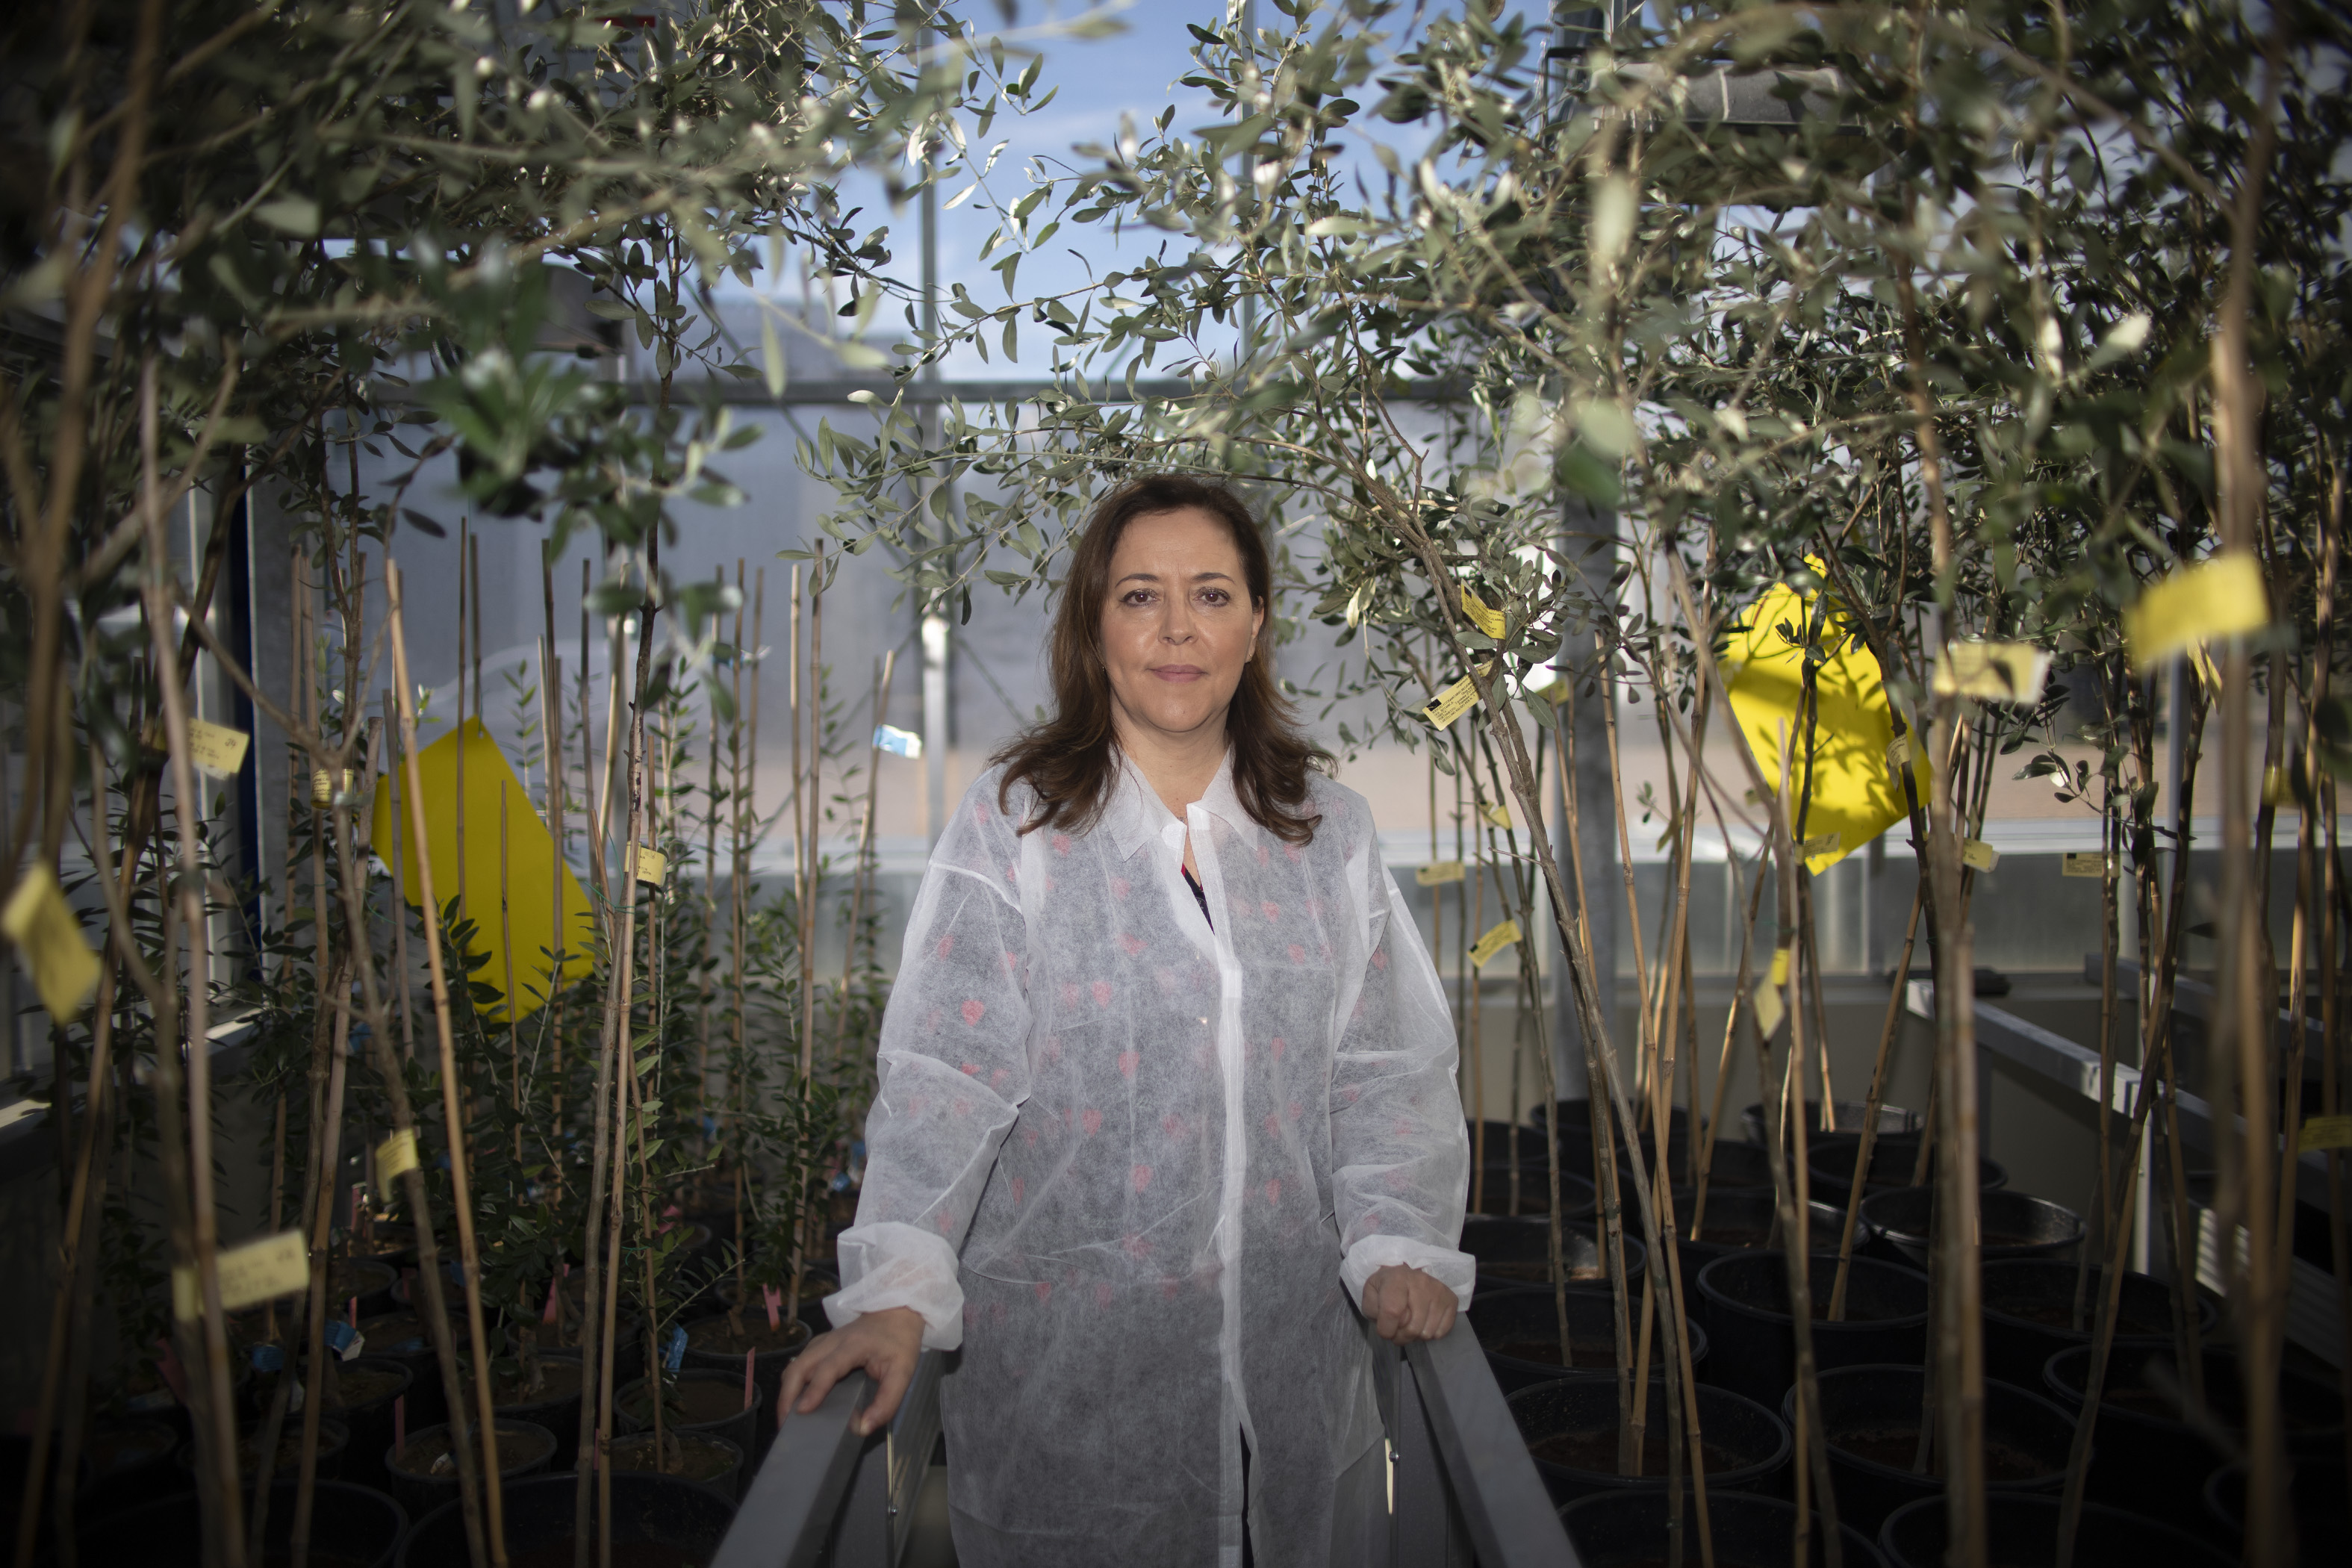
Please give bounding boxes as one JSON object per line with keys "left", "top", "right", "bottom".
{"left": 782, "top": 475, "right": 1471, "bottom": 1567}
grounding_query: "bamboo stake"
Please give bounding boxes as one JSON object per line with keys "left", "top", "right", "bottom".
{"left": 727, "top": 561, "right": 749, "bottom": 1331}
{"left": 503, "top": 783, "right": 520, "bottom": 1160}
{"left": 1830, "top": 883, "right": 1925, "bottom": 1319}
{"left": 385, "top": 561, "right": 506, "bottom": 1568}
{"left": 835, "top": 651, "right": 898, "bottom": 1057}
{"left": 387, "top": 689, "right": 414, "bottom": 1057}
{"left": 290, "top": 959, "right": 354, "bottom": 1568}
{"left": 458, "top": 517, "right": 470, "bottom": 913}
{"left": 139, "top": 361, "right": 246, "bottom": 1568}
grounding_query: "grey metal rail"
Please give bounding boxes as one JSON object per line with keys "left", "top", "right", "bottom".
{"left": 712, "top": 1317, "right": 1578, "bottom": 1567}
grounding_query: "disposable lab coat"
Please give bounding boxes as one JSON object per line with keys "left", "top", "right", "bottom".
{"left": 827, "top": 755, "right": 1472, "bottom": 1568}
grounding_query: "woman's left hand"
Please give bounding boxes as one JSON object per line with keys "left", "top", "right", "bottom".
{"left": 1361, "top": 1264, "right": 1459, "bottom": 1345}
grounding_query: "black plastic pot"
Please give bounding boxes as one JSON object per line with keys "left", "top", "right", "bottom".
{"left": 1979, "top": 1260, "right": 2210, "bottom": 1391}
{"left": 1468, "top": 1285, "right": 1708, "bottom": 1394}
{"left": 1561, "top": 1489, "right": 1887, "bottom": 1567}
{"left": 384, "top": 1417, "right": 556, "bottom": 1523}
{"left": 1462, "top": 1217, "right": 1646, "bottom": 1295}
{"left": 1680, "top": 1139, "right": 1776, "bottom": 1191}
{"left": 1860, "top": 1187, "right": 2084, "bottom": 1270}
{"left": 325, "top": 1356, "right": 413, "bottom": 1490}
{"left": 469, "top": 1348, "right": 586, "bottom": 1470}
{"left": 75, "top": 1417, "right": 183, "bottom": 1515}
{"left": 1806, "top": 1134, "right": 2006, "bottom": 1203}
{"left": 1879, "top": 1493, "right": 2230, "bottom": 1568}
{"left": 67, "top": 1478, "right": 405, "bottom": 1568}
{"left": 2041, "top": 1343, "right": 2346, "bottom": 1534}
{"left": 1743, "top": 1101, "right": 1920, "bottom": 1147}
{"left": 679, "top": 1310, "right": 809, "bottom": 1437}
{"left": 1508, "top": 1375, "right": 1789, "bottom": 1505}
{"left": 1790, "top": 1363, "right": 2078, "bottom": 1534}
{"left": 615, "top": 1369, "right": 762, "bottom": 1459}
{"left": 178, "top": 1415, "right": 349, "bottom": 1482}
{"left": 609, "top": 1427, "right": 747, "bottom": 1504}
{"left": 2203, "top": 1457, "right": 2351, "bottom": 1558}
{"left": 1550, "top": 1103, "right": 1697, "bottom": 1180}
{"left": 1695, "top": 1253, "right": 1929, "bottom": 1407}
{"left": 1468, "top": 1119, "right": 1549, "bottom": 1163}
{"left": 1681, "top": 1191, "right": 1856, "bottom": 1269}
{"left": 396, "top": 1471, "right": 733, "bottom": 1568}
{"left": 354, "top": 1310, "right": 447, "bottom": 1427}
{"left": 1472, "top": 1163, "right": 1596, "bottom": 1218}
{"left": 324, "top": 1257, "right": 400, "bottom": 1320}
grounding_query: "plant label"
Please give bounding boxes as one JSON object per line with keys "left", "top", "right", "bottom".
{"left": 1752, "top": 981, "right": 1785, "bottom": 1039}
{"left": 186, "top": 721, "right": 250, "bottom": 779}
{"left": 1932, "top": 642, "right": 2050, "bottom": 704}
{"left": 377, "top": 1127, "right": 420, "bottom": 1181}
{"left": 1483, "top": 802, "right": 1511, "bottom": 830}
{"left": 632, "top": 847, "right": 666, "bottom": 886}
{"left": 1415, "top": 862, "right": 1465, "bottom": 886}
{"left": 1468, "top": 919, "right": 1519, "bottom": 968}
{"left": 2301, "top": 1115, "right": 2352, "bottom": 1151}
{"left": 1460, "top": 585, "right": 1506, "bottom": 638}
{"left": 173, "top": 1230, "right": 309, "bottom": 1320}
{"left": 312, "top": 768, "right": 353, "bottom": 804}
{"left": 1769, "top": 948, "right": 1791, "bottom": 987}
{"left": 2062, "top": 853, "right": 2109, "bottom": 878}
{"left": 1800, "top": 831, "right": 1841, "bottom": 861}
{"left": 2, "top": 864, "right": 100, "bottom": 1022}
{"left": 1961, "top": 839, "right": 2000, "bottom": 873}
{"left": 2125, "top": 556, "right": 2268, "bottom": 671}
{"left": 1422, "top": 671, "right": 1483, "bottom": 730}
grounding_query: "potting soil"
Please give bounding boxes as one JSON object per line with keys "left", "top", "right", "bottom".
{"left": 470, "top": 1357, "right": 583, "bottom": 1405}
{"left": 393, "top": 1425, "right": 553, "bottom": 1476}
{"left": 1531, "top": 1427, "right": 1743, "bottom": 1475}
{"left": 1484, "top": 1259, "right": 1608, "bottom": 1284}
{"left": 2004, "top": 1299, "right": 2168, "bottom": 1336}
{"left": 609, "top": 1431, "right": 737, "bottom": 1485}
{"left": 682, "top": 1316, "right": 807, "bottom": 1356}
{"left": 508, "top": 1540, "right": 706, "bottom": 1568}
{"left": 622, "top": 1379, "right": 750, "bottom": 1425}
{"left": 1832, "top": 1425, "right": 2053, "bottom": 1481}
{"left": 337, "top": 1364, "right": 405, "bottom": 1406}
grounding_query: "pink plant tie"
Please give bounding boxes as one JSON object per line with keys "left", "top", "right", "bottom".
{"left": 763, "top": 1284, "right": 783, "bottom": 1331}
{"left": 393, "top": 1393, "right": 405, "bottom": 1454}
{"left": 744, "top": 1346, "right": 756, "bottom": 1410}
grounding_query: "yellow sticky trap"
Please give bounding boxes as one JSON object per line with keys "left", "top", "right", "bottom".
{"left": 2062, "top": 853, "right": 2110, "bottom": 879}
{"left": 1723, "top": 578, "right": 1925, "bottom": 876}
{"left": 376, "top": 1127, "right": 420, "bottom": 1181}
{"left": 1961, "top": 839, "right": 2000, "bottom": 873}
{"left": 185, "top": 721, "right": 250, "bottom": 779}
{"left": 372, "top": 718, "right": 594, "bottom": 1021}
{"left": 1769, "top": 948, "right": 1791, "bottom": 987}
{"left": 1483, "top": 803, "right": 1512, "bottom": 831}
{"left": 1799, "top": 831, "right": 1841, "bottom": 860}
{"left": 632, "top": 847, "right": 667, "bottom": 886}
{"left": 1933, "top": 643, "right": 2050, "bottom": 704}
{"left": 1752, "top": 982, "right": 1786, "bottom": 1040}
{"left": 2301, "top": 1115, "right": 2352, "bottom": 1151}
{"left": 2125, "top": 556, "right": 2268, "bottom": 672}
{"left": 2, "top": 865, "right": 100, "bottom": 1022}
{"left": 1469, "top": 919, "right": 1521, "bottom": 967}
{"left": 1460, "top": 586, "right": 1506, "bottom": 638}
{"left": 1415, "top": 862, "right": 1466, "bottom": 887}
{"left": 173, "top": 1231, "right": 310, "bottom": 1321}
{"left": 1423, "top": 671, "right": 1484, "bottom": 730}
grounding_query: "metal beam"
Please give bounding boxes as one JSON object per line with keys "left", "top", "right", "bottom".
{"left": 1409, "top": 1321, "right": 1582, "bottom": 1567}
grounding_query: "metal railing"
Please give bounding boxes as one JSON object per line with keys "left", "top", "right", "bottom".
{"left": 712, "top": 1318, "right": 1578, "bottom": 1567}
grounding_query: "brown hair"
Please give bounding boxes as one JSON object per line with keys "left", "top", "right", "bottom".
{"left": 995, "top": 475, "right": 1331, "bottom": 843}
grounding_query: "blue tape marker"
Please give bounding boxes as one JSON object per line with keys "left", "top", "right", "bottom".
{"left": 252, "top": 1344, "right": 285, "bottom": 1373}
{"left": 872, "top": 724, "right": 922, "bottom": 759}
{"left": 662, "top": 1325, "right": 688, "bottom": 1372}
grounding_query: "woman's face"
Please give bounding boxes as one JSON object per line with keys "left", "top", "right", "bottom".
{"left": 1099, "top": 507, "right": 1266, "bottom": 751}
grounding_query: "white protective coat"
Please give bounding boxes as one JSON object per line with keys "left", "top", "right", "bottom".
{"left": 827, "top": 755, "right": 1472, "bottom": 1567}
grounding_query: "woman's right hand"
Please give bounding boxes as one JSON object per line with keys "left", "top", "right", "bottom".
{"left": 779, "top": 1306, "right": 926, "bottom": 1437}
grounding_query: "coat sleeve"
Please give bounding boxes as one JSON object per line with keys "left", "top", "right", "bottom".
{"left": 827, "top": 805, "right": 1032, "bottom": 1351}
{"left": 1328, "top": 827, "right": 1475, "bottom": 1311}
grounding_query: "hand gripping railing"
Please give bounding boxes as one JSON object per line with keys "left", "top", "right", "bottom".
{"left": 711, "top": 1318, "right": 1578, "bottom": 1567}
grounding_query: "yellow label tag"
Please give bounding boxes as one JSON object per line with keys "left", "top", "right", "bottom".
{"left": 2125, "top": 556, "right": 2268, "bottom": 671}
{"left": 186, "top": 721, "right": 250, "bottom": 780}
{"left": 1, "top": 865, "right": 100, "bottom": 1022}
{"left": 1799, "top": 831, "right": 1841, "bottom": 861}
{"left": 312, "top": 768, "right": 355, "bottom": 805}
{"left": 1468, "top": 919, "right": 1521, "bottom": 968}
{"left": 1932, "top": 643, "right": 2050, "bottom": 704}
{"left": 1752, "top": 981, "right": 1786, "bottom": 1039}
{"left": 1414, "top": 862, "right": 1466, "bottom": 887}
{"left": 376, "top": 1127, "right": 420, "bottom": 1181}
{"left": 1886, "top": 733, "right": 1914, "bottom": 770}
{"left": 172, "top": 1231, "right": 311, "bottom": 1321}
{"left": 2062, "top": 852, "right": 2110, "bottom": 878}
{"left": 1422, "top": 673, "right": 1483, "bottom": 731}
{"left": 2263, "top": 765, "right": 2297, "bottom": 808}
{"left": 632, "top": 847, "right": 667, "bottom": 886}
{"left": 1769, "top": 948, "right": 1791, "bottom": 987}
{"left": 2302, "top": 1115, "right": 2352, "bottom": 1151}
{"left": 1961, "top": 838, "right": 2000, "bottom": 873}
{"left": 1483, "top": 803, "right": 1512, "bottom": 831}
{"left": 1460, "top": 586, "right": 1507, "bottom": 639}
